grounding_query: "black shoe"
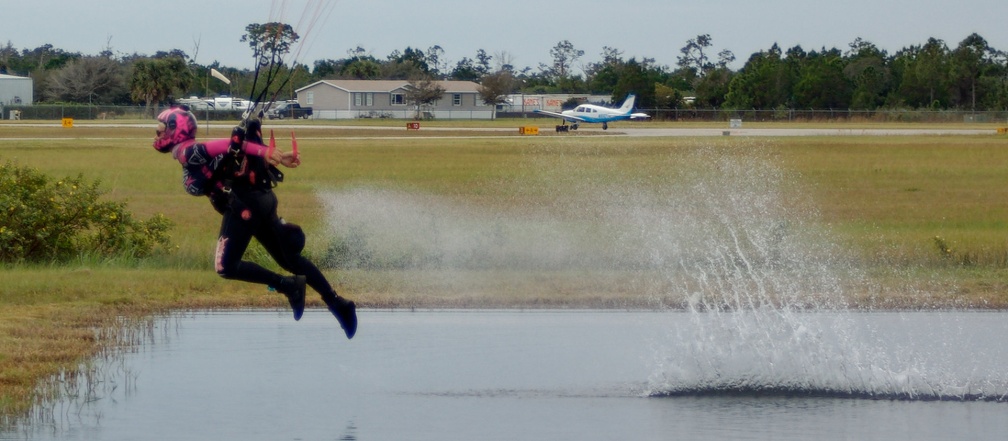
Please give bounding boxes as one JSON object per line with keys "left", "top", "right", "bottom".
{"left": 275, "top": 275, "right": 306, "bottom": 321}
{"left": 329, "top": 296, "right": 357, "bottom": 339}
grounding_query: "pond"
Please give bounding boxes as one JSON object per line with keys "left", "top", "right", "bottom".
{"left": 5, "top": 309, "right": 1007, "bottom": 440}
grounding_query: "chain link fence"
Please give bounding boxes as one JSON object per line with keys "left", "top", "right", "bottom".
{"left": 646, "top": 108, "right": 1008, "bottom": 124}
{"left": 4, "top": 104, "right": 1008, "bottom": 124}
{"left": 1, "top": 104, "right": 248, "bottom": 121}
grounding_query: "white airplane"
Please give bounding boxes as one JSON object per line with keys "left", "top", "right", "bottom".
{"left": 534, "top": 94, "right": 651, "bottom": 130}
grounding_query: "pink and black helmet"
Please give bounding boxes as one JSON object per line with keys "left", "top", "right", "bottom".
{"left": 153, "top": 107, "right": 198, "bottom": 152}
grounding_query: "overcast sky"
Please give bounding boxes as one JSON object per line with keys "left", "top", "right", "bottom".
{"left": 5, "top": 0, "right": 1007, "bottom": 74}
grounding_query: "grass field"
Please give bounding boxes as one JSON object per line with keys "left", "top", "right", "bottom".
{"left": 1, "top": 119, "right": 1007, "bottom": 418}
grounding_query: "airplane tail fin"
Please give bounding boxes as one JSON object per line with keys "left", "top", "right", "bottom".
{"left": 619, "top": 94, "right": 636, "bottom": 113}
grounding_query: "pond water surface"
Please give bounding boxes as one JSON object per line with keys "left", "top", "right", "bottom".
{"left": 4, "top": 309, "right": 1007, "bottom": 440}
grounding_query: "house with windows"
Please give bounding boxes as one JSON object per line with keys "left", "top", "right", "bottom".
{"left": 294, "top": 79, "right": 492, "bottom": 120}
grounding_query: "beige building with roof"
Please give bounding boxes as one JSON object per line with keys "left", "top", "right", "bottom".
{"left": 295, "top": 79, "right": 492, "bottom": 120}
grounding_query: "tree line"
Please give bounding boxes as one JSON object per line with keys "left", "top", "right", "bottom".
{"left": 1, "top": 32, "right": 1006, "bottom": 112}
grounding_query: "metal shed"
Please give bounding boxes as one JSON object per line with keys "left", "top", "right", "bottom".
{"left": 0, "top": 73, "right": 34, "bottom": 106}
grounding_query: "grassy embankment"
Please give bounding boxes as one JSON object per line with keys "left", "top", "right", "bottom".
{"left": 1, "top": 120, "right": 1007, "bottom": 417}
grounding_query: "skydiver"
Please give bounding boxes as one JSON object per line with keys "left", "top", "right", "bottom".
{"left": 152, "top": 106, "right": 357, "bottom": 339}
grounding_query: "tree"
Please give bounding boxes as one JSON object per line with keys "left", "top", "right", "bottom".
{"left": 539, "top": 40, "right": 584, "bottom": 89}
{"left": 241, "top": 22, "right": 299, "bottom": 68}
{"left": 693, "top": 66, "right": 733, "bottom": 108}
{"left": 341, "top": 57, "right": 381, "bottom": 79}
{"left": 450, "top": 57, "right": 481, "bottom": 81}
{"left": 312, "top": 46, "right": 382, "bottom": 80}
{"left": 654, "top": 82, "right": 685, "bottom": 109}
{"left": 382, "top": 47, "right": 430, "bottom": 80}
{"left": 950, "top": 33, "right": 990, "bottom": 110}
{"left": 240, "top": 22, "right": 301, "bottom": 106}
{"left": 477, "top": 70, "right": 515, "bottom": 119}
{"left": 476, "top": 49, "right": 493, "bottom": 76}
{"left": 0, "top": 41, "right": 17, "bottom": 74}
{"left": 716, "top": 49, "right": 736, "bottom": 70}
{"left": 313, "top": 58, "right": 342, "bottom": 78}
{"left": 843, "top": 38, "right": 891, "bottom": 109}
{"left": 7, "top": 44, "right": 81, "bottom": 101}
{"left": 450, "top": 49, "right": 495, "bottom": 81}
{"left": 404, "top": 76, "right": 446, "bottom": 119}
{"left": 980, "top": 48, "right": 1008, "bottom": 109}
{"left": 725, "top": 44, "right": 792, "bottom": 109}
{"left": 45, "top": 56, "right": 125, "bottom": 103}
{"left": 586, "top": 46, "right": 624, "bottom": 93}
{"left": 425, "top": 45, "right": 446, "bottom": 79}
{"left": 281, "top": 62, "right": 312, "bottom": 101}
{"left": 612, "top": 58, "right": 655, "bottom": 109}
{"left": 674, "top": 35, "right": 735, "bottom": 107}
{"left": 678, "top": 34, "right": 715, "bottom": 76}
{"left": 494, "top": 51, "right": 517, "bottom": 73}
{"left": 792, "top": 48, "right": 851, "bottom": 109}
{"left": 389, "top": 47, "right": 430, "bottom": 73}
{"left": 20, "top": 44, "right": 79, "bottom": 71}
{"left": 129, "top": 57, "right": 193, "bottom": 115}
{"left": 893, "top": 38, "right": 951, "bottom": 108}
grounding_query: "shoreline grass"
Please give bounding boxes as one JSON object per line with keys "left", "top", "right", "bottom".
{"left": 2, "top": 121, "right": 1008, "bottom": 419}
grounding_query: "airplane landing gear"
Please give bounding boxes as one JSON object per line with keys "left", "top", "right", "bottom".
{"left": 602, "top": 122, "right": 608, "bottom": 130}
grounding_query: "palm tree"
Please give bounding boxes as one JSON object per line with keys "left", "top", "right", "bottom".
{"left": 130, "top": 57, "right": 193, "bottom": 116}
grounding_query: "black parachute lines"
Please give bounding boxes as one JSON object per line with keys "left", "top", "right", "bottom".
{"left": 240, "top": 0, "right": 336, "bottom": 121}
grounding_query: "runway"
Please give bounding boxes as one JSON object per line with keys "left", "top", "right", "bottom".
{"left": 1, "top": 122, "right": 1000, "bottom": 138}
{"left": 615, "top": 127, "right": 998, "bottom": 137}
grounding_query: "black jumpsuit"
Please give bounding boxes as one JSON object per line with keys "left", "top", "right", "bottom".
{"left": 213, "top": 145, "right": 344, "bottom": 313}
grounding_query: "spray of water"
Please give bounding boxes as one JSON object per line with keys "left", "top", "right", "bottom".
{"left": 317, "top": 138, "right": 1007, "bottom": 401}
{"left": 617, "top": 142, "right": 1008, "bottom": 402}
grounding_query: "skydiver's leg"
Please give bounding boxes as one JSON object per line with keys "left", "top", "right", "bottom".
{"left": 255, "top": 223, "right": 334, "bottom": 298}
{"left": 215, "top": 207, "right": 272, "bottom": 284}
{"left": 246, "top": 192, "right": 358, "bottom": 338}
{"left": 216, "top": 197, "right": 306, "bottom": 319}
{"left": 256, "top": 220, "right": 358, "bottom": 338}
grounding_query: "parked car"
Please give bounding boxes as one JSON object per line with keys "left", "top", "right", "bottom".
{"left": 177, "top": 96, "right": 211, "bottom": 111}
{"left": 210, "top": 96, "right": 253, "bottom": 112}
{"left": 267, "top": 102, "right": 313, "bottom": 119}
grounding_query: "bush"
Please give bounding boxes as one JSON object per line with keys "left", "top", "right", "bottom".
{"left": 0, "top": 161, "right": 173, "bottom": 263}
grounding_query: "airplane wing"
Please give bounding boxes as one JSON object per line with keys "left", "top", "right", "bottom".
{"left": 533, "top": 109, "right": 587, "bottom": 122}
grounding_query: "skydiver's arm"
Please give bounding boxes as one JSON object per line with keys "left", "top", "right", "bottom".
{"left": 201, "top": 139, "right": 283, "bottom": 165}
{"left": 200, "top": 139, "right": 267, "bottom": 158}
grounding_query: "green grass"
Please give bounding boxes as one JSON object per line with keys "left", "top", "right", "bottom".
{"left": 1, "top": 121, "right": 1008, "bottom": 419}
{"left": 781, "top": 136, "right": 1008, "bottom": 265}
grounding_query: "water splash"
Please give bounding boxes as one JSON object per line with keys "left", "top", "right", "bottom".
{"left": 316, "top": 187, "right": 612, "bottom": 271}
{"left": 624, "top": 144, "right": 1008, "bottom": 402}
{"left": 649, "top": 310, "right": 1008, "bottom": 401}
{"left": 317, "top": 139, "right": 1008, "bottom": 400}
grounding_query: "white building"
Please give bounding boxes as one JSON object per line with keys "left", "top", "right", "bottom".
{"left": 0, "top": 73, "right": 33, "bottom": 106}
{"left": 498, "top": 94, "right": 612, "bottom": 113}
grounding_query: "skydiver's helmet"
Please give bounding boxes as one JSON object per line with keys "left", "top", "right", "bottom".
{"left": 153, "top": 106, "right": 198, "bottom": 153}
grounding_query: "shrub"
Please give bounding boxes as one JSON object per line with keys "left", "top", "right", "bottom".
{"left": 0, "top": 161, "right": 173, "bottom": 263}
